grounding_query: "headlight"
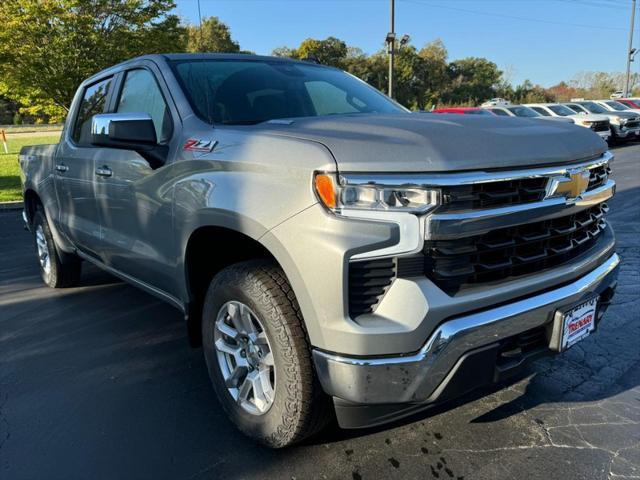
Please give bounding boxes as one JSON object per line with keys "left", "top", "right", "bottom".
{"left": 314, "top": 173, "right": 440, "bottom": 214}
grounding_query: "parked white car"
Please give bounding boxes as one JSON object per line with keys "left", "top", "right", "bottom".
{"left": 526, "top": 103, "right": 610, "bottom": 141}
{"left": 484, "top": 104, "right": 575, "bottom": 123}
{"left": 480, "top": 98, "right": 510, "bottom": 107}
{"left": 564, "top": 101, "right": 640, "bottom": 141}
{"left": 595, "top": 99, "right": 640, "bottom": 116}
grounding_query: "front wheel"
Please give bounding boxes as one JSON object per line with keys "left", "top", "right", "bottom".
{"left": 32, "top": 208, "right": 81, "bottom": 288}
{"left": 201, "top": 260, "right": 331, "bottom": 448}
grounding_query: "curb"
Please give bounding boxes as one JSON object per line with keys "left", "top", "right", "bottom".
{"left": 0, "top": 201, "right": 23, "bottom": 211}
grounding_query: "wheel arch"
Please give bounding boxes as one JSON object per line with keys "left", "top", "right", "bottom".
{"left": 183, "top": 224, "right": 287, "bottom": 347}
{"left": 23, "top": 188, "right": 42, "bottom": 227}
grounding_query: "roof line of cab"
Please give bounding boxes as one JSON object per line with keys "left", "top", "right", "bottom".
{"left": 81, "top": 53, "right": 331, "bottom": 86}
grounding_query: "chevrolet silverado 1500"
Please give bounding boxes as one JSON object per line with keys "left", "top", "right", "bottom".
{"left": 20, "top": 54, "right": 619, "bottom": 447}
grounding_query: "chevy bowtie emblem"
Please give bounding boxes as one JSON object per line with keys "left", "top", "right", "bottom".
{"left": 548, "top": 168, "right": 590, "bottom": 200}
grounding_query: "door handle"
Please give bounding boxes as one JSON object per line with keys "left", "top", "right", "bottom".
{"left": 55, "top": 164, "right": 69, "bottom": 173}
{"left": 95, "top": 166, "right": 112, "bottom": 178}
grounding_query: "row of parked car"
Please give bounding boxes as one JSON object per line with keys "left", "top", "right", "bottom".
{"left": 433, "top": 97, "right": 640, "bottom": 144}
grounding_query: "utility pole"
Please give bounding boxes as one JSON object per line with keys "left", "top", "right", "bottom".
{"left": 624, "top": 0, "right": 636, "bottom": 97}
{"left": 388, "top": 0, "right": 395, "bottom": 98}
{"left": 197, "top": 0, "right": 204, "bottom": 52}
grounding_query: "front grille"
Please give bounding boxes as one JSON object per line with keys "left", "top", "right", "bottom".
{"left": 441, "top": 177, "right": 548, "bottom": 212}
{"left": 440, "top": 163, "right": 610, "bottom": 212}
{"left": 421, "top": 203, "right": 608, "bottom": 294}
{"left": 590, "top": 121, "right": 610, "bottom": 132}
{"left": 348, "top": 258, "right": 396, "bottom": 317}
{"left": 625, "top": 120, "right": 639, "bottom": 129}
{"left": 588, "top": 164, "right": 611, "bottom": 190}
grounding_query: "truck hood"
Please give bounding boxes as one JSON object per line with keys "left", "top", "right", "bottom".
{"left": 536, "top": 116, "right": 575, "bottom": 123}
{"left": 258, "top": 113, "right": 606, "bottom": 172}
{"left": 569, "top": 113, "right": 610, "bottom": 122}
{"left": 597, "top": 111, "right": 639, "bottom": 122}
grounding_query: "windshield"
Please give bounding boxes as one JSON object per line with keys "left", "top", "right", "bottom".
{"left": 548, "top": 104, "right": 576, "bottom": 116}
{"left": 605, "top": 101, "right": 630, "bottom": 111}
{"left": 579, "top": 102, "right": 608, "bottom": 114}
{"left": 507, "top": 106, "right": 539, "bottom": 117}
{"left": 565, "top": 104, "right": 587, "bottom": 114}
{"left": 464, "top": 109, "right": 493, "bottom": 115}
{"left": 170, "top": 59, "right": 406, "bottom": 125}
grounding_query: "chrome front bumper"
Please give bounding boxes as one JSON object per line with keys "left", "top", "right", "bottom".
{"left": 313, "top": 253, "right": 620, "bottom": 405}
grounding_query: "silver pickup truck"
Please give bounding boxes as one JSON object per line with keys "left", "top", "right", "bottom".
{"left": 20, "top": 53, "right": 619, "bottom": 448}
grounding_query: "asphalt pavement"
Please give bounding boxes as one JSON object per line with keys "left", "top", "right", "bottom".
{"left": 1, "top": 142, "right": 639, "bottom": 480}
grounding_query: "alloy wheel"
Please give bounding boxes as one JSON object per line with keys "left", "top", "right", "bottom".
{"left": 214, "top": 301, "right": 276, "bottom": 415}
{"left": 35, "top": 225, "right": 51, "bottom": 277}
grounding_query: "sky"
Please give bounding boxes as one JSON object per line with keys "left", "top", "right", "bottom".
{"left": 173, "top": 0, "right": 639, "bottom": 87}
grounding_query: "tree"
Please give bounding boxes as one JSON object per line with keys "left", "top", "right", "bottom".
{"left": 272, "top": 37, "right": 348, "bottom": 68}
{"left": 296, "top": 37, "right": 348, "bottom": 67}
{"left": 0, "top": 0, "right": 186, "bottom": 120}
{"left": 445, "top": 57, "right": 502, "bottom": 105}
{"left": 186, "top": 16, "right": 240, "bottom": 53}
{"left": 0, "top": 95, "right": 20, "bottom": 125}
{"left": 272, "top": 46, "right": 296, "bottom": 58}
{"left": 418, "top": 39, "right": 449, "bottom": 108}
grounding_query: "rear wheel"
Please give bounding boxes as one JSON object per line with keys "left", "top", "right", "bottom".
{"left": 32, "top": 208, "right": 81, "bottom": 288}
{"left": 202, "top": 260, "right": 331, "bottom": 448}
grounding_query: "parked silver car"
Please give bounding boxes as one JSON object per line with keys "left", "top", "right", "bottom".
{"left": 484, "top": 104, "right": 575, "bottom": 123}
{"left": 526, "top": 103, "right": 611, "bottom": 141}
{"left": 564, "top": 101, "right": 640, "bottom": 141}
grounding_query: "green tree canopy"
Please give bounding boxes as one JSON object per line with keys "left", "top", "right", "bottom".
{"left": 0, "top": 0, "right": 185, "bottom": 121}
{"left": 186, "top": 16, "right": 240, "bottom": 53}
{"left": 445, "top": 57, "right": 502, "bottom": 105}
{"left": 273, "top": 36, "right": 348, "bottom": 68}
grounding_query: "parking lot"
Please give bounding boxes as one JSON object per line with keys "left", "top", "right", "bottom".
{"left": 1, "top": 142, "right": 638, "bottom": 480}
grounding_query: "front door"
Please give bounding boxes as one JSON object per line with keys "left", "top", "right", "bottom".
{"left": 54, "top": 76, "right": 113, "bottom": 258}
{"left": 94, "top": 67, "right": 177, "bottom": 295}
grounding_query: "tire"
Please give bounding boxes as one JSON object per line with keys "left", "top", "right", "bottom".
{"left": 32, "top": 208, "right": 82, "bottom": 288}
{"left": 201, "top": 260, "right": 331, "bottom": 448}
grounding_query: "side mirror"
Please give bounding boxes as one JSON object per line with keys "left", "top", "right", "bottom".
{"left": 91, "top": 113, "right": 157, "bottom": 147}
{"left": 91, "top": 113, "right": 167, "bottom": 168}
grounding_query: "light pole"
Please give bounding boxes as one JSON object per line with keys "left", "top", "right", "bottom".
{"left": 624, "top": 0, "right": 637, "bottom": 97}
{"left": 386, "top": 1, "right": 410, "bottom": 99}
{"left": 387, "top": 0, "right": 395, "bottom": 98}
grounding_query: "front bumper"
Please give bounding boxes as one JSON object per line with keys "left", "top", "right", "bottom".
{"left": 614, "top": 125, "right": 640, "bottom": 138}
{"left": 313, "top": 253, "right": 619, "bottom": 427}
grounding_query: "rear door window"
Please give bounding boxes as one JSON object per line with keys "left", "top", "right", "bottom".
{"left": 71, "top": 77, "right": 113, "bottom": 146}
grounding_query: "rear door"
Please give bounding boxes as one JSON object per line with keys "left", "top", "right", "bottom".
{"left": 55, "top": 76, "right": 114, "bottom": 257}
{"left": 94, "top": 65, "right": 179, "bottom": 295}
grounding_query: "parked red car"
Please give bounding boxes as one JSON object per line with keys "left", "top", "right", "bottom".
{"left": 617, "top": 99, "right": 640, "bottom": 109}
{"left": 432, "top": 107, "right": 494, "bottom": 116}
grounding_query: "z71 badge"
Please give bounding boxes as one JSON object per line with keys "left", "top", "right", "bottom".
{"left": 183, "top": 138, "right": 217, "bottom": 153}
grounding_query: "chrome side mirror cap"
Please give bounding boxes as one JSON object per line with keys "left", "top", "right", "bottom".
{"left": 91, "top": 113, "right": 157, "bottom": 147}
